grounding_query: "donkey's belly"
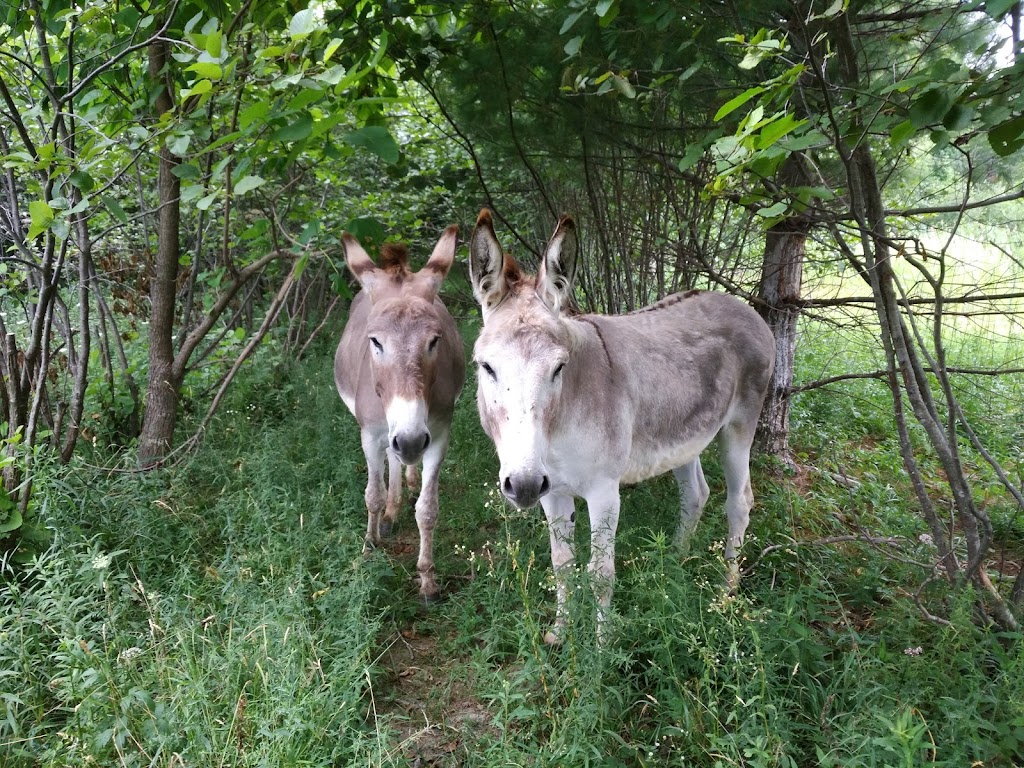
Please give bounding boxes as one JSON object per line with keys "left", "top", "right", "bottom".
{"left": 619, "top": 435, "right": 712, "bottom": 485}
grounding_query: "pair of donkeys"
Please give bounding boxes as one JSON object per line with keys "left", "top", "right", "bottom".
{"left": 335, "top": 209, "right": 775, "bottom": 644}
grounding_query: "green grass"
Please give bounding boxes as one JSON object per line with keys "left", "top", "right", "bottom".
{"left": 2, "top": 320, "right": 1024, "bottom": 767}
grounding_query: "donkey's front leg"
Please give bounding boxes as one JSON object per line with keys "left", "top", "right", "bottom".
{"left": 585, "top": 480, "right": 621, "bottom": 645}
{"left": 413, "top": 426, "right": 449, "bottom": 602}
{"left": 540, "top": 493, "right": 576, "bottom": 645}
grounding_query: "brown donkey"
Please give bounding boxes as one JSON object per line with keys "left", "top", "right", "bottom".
{"left": 335, "top": 226, "right": 466, "bottom": 601}
{"left": 469, "top": 209, "right": 775, "bottom": 642}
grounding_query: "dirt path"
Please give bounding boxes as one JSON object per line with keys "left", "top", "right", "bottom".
{"left": 371, "top": 528, "right": 496, "bottom": 766}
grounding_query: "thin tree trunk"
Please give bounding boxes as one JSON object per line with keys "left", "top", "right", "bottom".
{"left": 755, "top": 156, "right": 810, "bottom": 457}
{"left": 755, "top": 219, "right": 806, "bottom": 457}
{"left": 138, "top": 37, "right": 182, "bottom": 467}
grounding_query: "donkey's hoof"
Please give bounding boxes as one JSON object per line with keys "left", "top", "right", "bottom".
{"left": 543, "top": 630, "right": 563, "bottom": 646}
{"left": 378, "top": 519, "right": 393, "bottom": 538}
{"left": 421, "top": 590, "right": 442, "bottom": 606}
{"left": 724, "top": 563, "right": 741, "bottom": 594}
{"left": 362, "top": 539, "right": 378, "bottom": 557}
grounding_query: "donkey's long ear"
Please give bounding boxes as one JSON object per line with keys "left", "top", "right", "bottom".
{"left": 537, "top": 215, "right": 577, "bottom": 314}
{"left": 469, "top": 209, "right": 516, "bottom": 317}
{"left": 342, "top": 233, "right": 383, "bottom": 296}
{"left": 414, "top": 224, "right": 459, "bottom": 299}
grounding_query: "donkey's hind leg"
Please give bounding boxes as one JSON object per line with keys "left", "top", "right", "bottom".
{"left": 380, "top": 448, "right": 404, "bottom": 538}
{"left": 672, "top": 459, "right": 710, "bottom": 555}
{"left": 405, "top": 463, "right": 420, "bottom": 493}
{"left": 718, "top": 420, "right": 757, "bottom": 590}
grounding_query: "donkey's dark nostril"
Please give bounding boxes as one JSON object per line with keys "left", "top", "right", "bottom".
{"left": 539, "top": 476, "right": 550, "bottom": 495}
{"left": 422, "top": 433, "right": 431, "bottom": 451}
{"left": 391, "top": 436, "right": 400, "bottom": 452}
{"left": 503, "top": 476, "right": 513, "bottom": 495}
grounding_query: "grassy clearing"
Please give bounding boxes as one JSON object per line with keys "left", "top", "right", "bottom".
{"left": 2, "top": 319, "right": 1024, "bottom": 767}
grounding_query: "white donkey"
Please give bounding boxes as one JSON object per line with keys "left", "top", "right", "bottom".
{"left": 335, "top": 226, "right": 466, "bottom": 602}
{"left": 469, "top": 209, "right": 775, "bottom": 642}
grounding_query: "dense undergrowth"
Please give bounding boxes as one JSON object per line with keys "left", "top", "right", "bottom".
{"left": 2, "top": 319, "right": 1023, "bottom": 767}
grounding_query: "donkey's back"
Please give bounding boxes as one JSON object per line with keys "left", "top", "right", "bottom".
{"left": 588, "top": 290, "right": 775, "bottom": 484}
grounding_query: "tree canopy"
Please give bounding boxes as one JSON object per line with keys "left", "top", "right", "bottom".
{"left": 2, "top": 0, "right": 1023, "bottom": 623}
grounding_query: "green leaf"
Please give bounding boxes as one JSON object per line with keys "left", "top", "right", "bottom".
{"left": 564, "top": 35, "right": 583, "bottom": 56}
{"left": 756, "top": 114, "right": 808, "bottom": 149}
{"left": 180, "top": 184, "right": 204, "bottom": 202}
{"left": 0, "top": 505, "right": 23, "bottom": 534}
{"left": 233, "top": 175, "right": 265, "bottom": 195}
{"left": 942, "top": 103, "right": 974, "bottom": 131}
{"left": 196, "top": 192, "right": 218, "bottom": 211}
{"left": 756, "top": 200, "right": 789, "bottom": 218}
{"left": 171, "top": 162, "right": 201, "bottom": 180}
{"left": 714, "top": 86, "right": 765, "bottom": 122}
{"left": 368, "top": 29, "right": 390, "bottom": 68}
{"left": 287, "top": 88, "right": 326, "bottom": 111}
{"left": 295, "top": 250, "right": 310, "bottom": 278}
{"left": 27, "top": 200, "right": 54, "bottom": 239}
{"left": 597, "top": 0, "right": 619, "bottom": 26}
{"left": 239, "top": 102, "right": 270, "bottom": 131}
{"left": 988, "top": 115, "right": 1024, "bottom": 156}
{"left": 779, "top": 130, "right": 825, "bottom": 151}
{"left": 560, "top": 9, "right": 585, "bottom": 34}
{"left": 677, "top": 143, "right": 705, "bottom": 172}
{"left": 678, "top": 56, "right": 703, "bottom": 82}
{"left": 271, "top": 112, "right": 314, "bottom": 143}
{"left": 324, "top": 37, "right": 343, "bottom": 63}
{"left": 298, "top": 220, "right": 320, "bottom": 245}
{"left": 909, "top": 88, "right": 953, "bottom": 128}
{"left": 610, "top": 73, "right": 635, "bottom": 99}
{"left": 206, "top": 30, "right": 222, "bottom": 58}
{"left": 67, "top": 196, "right": 90, "bottom": 215}
{"left": 167, "top": 133, "right": 192, "bottom": 156}
{"left": 239, "top": 219, "right": 270, "bottom": 240}
{"left": 984, "top": 0, "right": 1018, "bottom": 18}
{"left": 343, "top": 126, "right": 400, "bottom": 164}
{"left": 289, "top": 8, "right": 323, "bottom": 40}
{"left": 889, "top": 119, "right": 916, "bottom": 148}
{"left": 102, "top": 195, "right": 129, "bottom": 224}
{"left": 69, "top": 170, "right": 95, "bottom": 191}
{"left": 186, "top": 79, "right": 213, "bottom": 98}
{"left": 315, "top": 64, "right": 347, "bottom": 85}
{"left": 346, "top": 216, "right": 386, "bottom": 244}
{"left": 739, "top": 49, "right": 764, "bottom": 69}
{"left": 187, "top": 61, "right": 223, "bottom": 80}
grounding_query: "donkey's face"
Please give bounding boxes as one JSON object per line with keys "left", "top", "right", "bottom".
{"left": 344, "top": 227, "right": 458, "bottom": 464}
{"left": 469, "top": 210, "right": 578, "bottom": 508}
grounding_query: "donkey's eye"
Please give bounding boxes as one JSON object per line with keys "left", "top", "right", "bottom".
{"left": 369, "top": 337, "right": 383, "bottom": 353}
{"left": 480, "top": 362, "right": 496, "bottom": 380}
{"left": 428, "top": 335, "right": 441, "bottom": 352}
{"left": 552, "top": 362, "right": 565, "bottom": 381}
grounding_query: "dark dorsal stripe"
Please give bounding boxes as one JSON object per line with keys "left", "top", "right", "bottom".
{"left": 628, "top": 289, "right": 702, "bottom": 315}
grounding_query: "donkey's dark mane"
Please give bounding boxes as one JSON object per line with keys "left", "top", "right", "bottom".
{"left": 379, "top": 243, "right": 411, "bottom": 275}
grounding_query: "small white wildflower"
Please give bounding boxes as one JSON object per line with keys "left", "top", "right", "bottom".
{"left": 903, "top": 646, "right": 923, "bottom": 656}
{"left": 91, "top": 553, "right": 112, "bottom": 570}
{"left": 117, "top": 647, "right": 144, "bottom": 667}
